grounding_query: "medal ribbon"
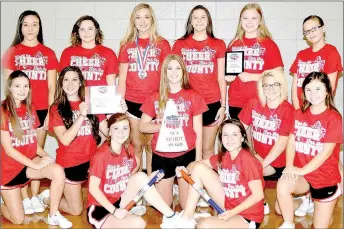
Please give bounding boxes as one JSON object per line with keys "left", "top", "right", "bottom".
{"left": 135, "top": 36, "right": 151, "bottom": 72}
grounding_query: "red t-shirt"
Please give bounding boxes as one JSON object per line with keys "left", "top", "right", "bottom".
{"left": 140, "top": 89, "right": 208, "bottom": 158}
{"left": 239, "top": 98, "right": 294, "bottom": 168}
{"left": 209, "top": 149, "right": 264, "bottom": 223}
{"left": 49, "top": 100, "right": 105, "bottom": 168}
{"left": 292, "top": 108, "right": 342, "bottom": 189}
{"left": 59, "top": 45, "right": 119, "bottom": 86}
{"left": 172, "top": 36, "right": 226, "bottom": 104}
{"left": 1, "top": 103, "right": 40, "bottom": 185}
{"left": 227, "top": 37, "right": 283, "bottom": 108}
{"left": 118, "top": 38, "right": 171, "bottom": 103}
{"left": 87, "top": 143, "right": 137, "bottom": 207}
{"left": 2, "top": 43, "right": 59, "bottom": 110}
{"left": 290, "top": 44, "right": 343, "bottom": 102}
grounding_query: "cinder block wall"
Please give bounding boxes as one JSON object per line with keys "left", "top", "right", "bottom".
{"left": 1, "top": 2, "right": 343, "bottom": 161}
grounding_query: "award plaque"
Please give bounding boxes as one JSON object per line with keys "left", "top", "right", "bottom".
{"left": 85, "top": 85, "right": 121, "bottom": 114}
{"left": 225, "top": 51, "right": 244, "bottom": 75}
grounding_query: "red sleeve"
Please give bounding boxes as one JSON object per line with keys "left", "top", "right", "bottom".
{"left": 242, "top": 152, "right": 263, "bottom": 182}
{"left": 59, "top": 48, "right": 71, "bottom": 72}
{"left": 278, "top": 104, "right": 294, "bottom": 136}
{"left": 48, "top": 105, "right": 64, "bottom": 132}
{"left": 118, "top": 44, "right": 129, "bottom": 63}
{"left": 264, "top": 39, "right": 283, "bottom": 70}
{"left": 96, "top": 114, "right": 106, "bottom": 123}
{"left": 323, "top": 112, "right": 343, "bottom": 143}
{"left": 209, "top": 154, "right": 220, "bottom": 171}
{"left": 324, "top": 47, "right": 343, "bottom": 74}
{"left": 1, "top": 47, "right": 15, "bottom": 70}
{"left": 160, "top": 39, "right": 172, "bottom": 63}
{"left": 106, "top": 50, "right": 119, "bottom": 75}
{"left": 238, "top": 98, "right": 254, "bottom": 126}
{"left": 289, "top": 52, "right": 300, "bottom": 74}
{"left": 89, "top": 148, "right": 105, "bottom": 178}
{"left": 46, "top": 49, "right": 59, "bottom": 70}
{"left": 191, "top": 92, "right": 208, "bottom": 116}
{"left": 172, "top": 40, "right": 182, "bottom": 56}
{"left": 217, "top": 39, "right": 226, "bottom": 59}
{"left": 0, "top": 106, "right": 9, "bottom": 131}
{"left": 139, "top": 93, "right": 157, "bottom": 118}
{"left": 31, "top": 107, "right": 40, "bottom": 129}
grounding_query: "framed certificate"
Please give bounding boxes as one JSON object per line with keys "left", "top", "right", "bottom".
{"left": 225, "top": 51, "right": 244, "bottom": 75}
{"left": 85, "top": 85, "right": 122, "bottom": 114}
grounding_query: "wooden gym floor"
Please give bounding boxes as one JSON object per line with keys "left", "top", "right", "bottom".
{"left": 1, "top": 186, "right": 342, "bottom": 228}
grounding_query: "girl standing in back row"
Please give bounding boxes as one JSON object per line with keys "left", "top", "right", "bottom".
{"left": 118, "top": 3, "right": 171, "bottom": 174}
{"left": 226, "top": 3, "right": 283, "bottom": 120}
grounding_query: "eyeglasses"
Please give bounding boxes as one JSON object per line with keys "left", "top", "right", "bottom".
{"left": 262, "top": 82, "right": 281, "bottom": 90}
{"left": 303, "top": 25, "right": 322, "bottom": 36}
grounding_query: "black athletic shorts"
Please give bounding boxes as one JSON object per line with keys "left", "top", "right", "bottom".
{"left": 228, "top": 105, "right": 242, "bottom": 121}
{"left": 309, "top": 183, "right": 341, "bottom": 202}
{"left": 36, "top": 109, "right": 48, "bottom": 128}
{"left": 203, "top": 101, "right": 221, "bottom": 126}
{"left": 64, "top": 161, "right": 90, "bottom": 184}
{"left": 242, "top": 216, "right": 261, "bottom": 229}
{"left": 2, "top": 167, "right": 30, "bottom": 190}
{"left": 87, "top": 198, "right": 121, "bottom": 229}
{"left": 126, "top": 100, "right": 142, "bottom": 119}
{"left": 263, "top": 166, "right": 285, "bottom": 181}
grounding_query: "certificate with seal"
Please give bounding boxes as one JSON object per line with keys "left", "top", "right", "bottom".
{"left": 225, "top": 51, "right": 244, "bottom": 75}
{"left": 85, "top": 85, "right": 121, "bottom": 114}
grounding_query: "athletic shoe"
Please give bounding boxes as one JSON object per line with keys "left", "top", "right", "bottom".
{"left": 47, "top": 211, "right": 73, "bottom": 228}
{"left": 31, "top": 196, "right": 45, "bottom": 213}
{"left": 160, "top": 212, "right": 180, "bottom": 228}
{"left": 37, "top": 189, "right": 50, "bottom": 207}
{"left": 278, "top": 222, "right": 295, "bottom": 229}
{"left": 197, "top": 198, "right": 209, "bottom": 207}
{"left": 193, "top": 212, "right": 211, "bottom": 219}
{"left": 294, "top": 195, "right": 314, "bottom": 217}
{"left": 22, "top": 198, "right": 35, "bottom": 215}
{"left": 130, "top": 205, "right": 147, "bottom": 216}
{"left": 173, "top": 184, "right": 179, "bottom": 197}
{"left": 264, "top": 202, "right": 270, "bottom": 215}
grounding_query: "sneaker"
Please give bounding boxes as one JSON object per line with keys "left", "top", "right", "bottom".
{"left": 160, "top": 212, "right": 196, "bottom": 229}
{"left": 130, "top": 205, "right": 147, "bottom": 216}
{"left": 160, "top": 212, "right": 179, "bottom": 229}
{"left": 294, "top": 195, "right": 314, "bottom": 217}
{"left": 278, "top": 222, "right": 295, "bottom": 229}
{"left": 37, "top": 189, "right": 50, "bottom": 207}
{"left": 173, "top": 184, "right": 179, "bottom": 198}
{"left": 22, "top": 198, "right": 35, "bottom": 215}
{"left": 31, "top": 196, "right": 45, "bottom": 213}
{"left": 47, "top": 211, "right": 73, "bottom": 229}
{"left": 193, "top": 212, "right": 211, "bottom": 219}
{"left": 264, "top": 202, "right": 270, "bottom": 215}
{"left": 197, "top": 198, "right": 209, "bottom": 207}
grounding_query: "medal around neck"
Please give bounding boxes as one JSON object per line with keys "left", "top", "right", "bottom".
{"left": 136, "top": 37, "right": 150, "bottom": 80}
{"left": 155, "top": 99, "right": 188, "bottom": 152}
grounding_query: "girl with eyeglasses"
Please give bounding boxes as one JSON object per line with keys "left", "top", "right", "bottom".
{"left": 59, "top": 15, "right": 118, "bottom": 86}
{"left": 290, "top": 15, "right": 342, "bottom": 110}
{"left": 225, "top": 3, "right": 284, "bottom": 121}
{"left": 276, "top": 72, "right": 342, "bottom": 229}
{"left": 238, "top": 69, "right": 294, "bottom": 215}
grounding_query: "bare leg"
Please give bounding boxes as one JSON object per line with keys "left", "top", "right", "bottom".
{"left": 313, "top": 199, "right": 337, "bottom": 228}
{"left": 128, "top": 118, "right": 144, "bottom": 171}
{"left": 1, "top": 188, "right": 25, "bottom": 224}
{"left": 144, "top": 133, "right": 153, "bottom": 175}
{"left": 178, "top": 161, "right": 198, "bottom": 209}
{"left": 197, "top": 215, "right": 250, "bottom": 229}
{"left": 155, "top": 176, "right": 175, "bottom": 207}
{"left": 202, "top": 125, "right": 218, "bottom": 159}
{"left": 21, "top": 185, "right": 30, "bottom": 199}
{"left": 59, "top": 183, "right": 84, "bottom": 215}
{"left": 102, "top": 214, "right": 146, "bottom": 229}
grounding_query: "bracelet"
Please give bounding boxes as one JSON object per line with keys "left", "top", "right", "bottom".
{"left": 112, "top": 208, "right": 116, "bottom": 215}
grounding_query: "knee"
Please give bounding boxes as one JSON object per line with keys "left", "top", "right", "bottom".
{"left": 132, "top": 172, "right": 149, "bottom": 184}
{"left": 197, "top": 219, "right": 211, "bottom": 229}
{"left": 191, "top": 162, "right": 206, "bottom": 174}
{"left": 11, "top": 214, "right": 25, "bottom": 225}
{"left": 276, "top": 179, "right": 292, "bottom": 197}
{"left": 133, "top": 217, "right": 146, "bottom": 228}
{"left": 50, "top": 164, "right": 66, "bottom": 182}
{"left": 69, "top": 205, "right": 83, "bottom": 216}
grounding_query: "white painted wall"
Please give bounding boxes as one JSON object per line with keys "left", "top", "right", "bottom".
{"left": 1, "top": 2, "right": 343, "bottom": 163}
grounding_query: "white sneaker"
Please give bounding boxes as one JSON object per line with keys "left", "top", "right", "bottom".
{"left": 197, "top": 198, "right": 209, "bottom": 207}
{"left": 130, "top": 205, "right": 146, "bottom": 216}
{"left": 31, "top": 196, "right": 45, "bottom": 213}
{"left": 160, "top": 212, "right": 179, "bottom": 229}
{"left": 278, "top": 222, "right": 295, "bottom": 229}
{"left": 193, "top": 212, "right": 211, "bottom": 219}
{"left": 173, "top": 184, "right": 179, "bottom": 197}
{"left": 47, "top": 211, "right": 73, "bottom": 228}
{"left": 264, "top": 202, "right": 270, "bottom": 215}
{"left": 160, "top": 212, "right": 196, "bottom": 229}
{"left": 22, "top": 198, "right": 35, "bottom": 215}
{"left": 294, "top": 195, "right": 314, "bottom": 217}
{"left": 37, "top": 189, "right": 50, "bottom": 207}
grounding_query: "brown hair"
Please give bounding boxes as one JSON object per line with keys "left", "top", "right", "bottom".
{"left": 70, "top": 15, "right": 104, "bottom": 46}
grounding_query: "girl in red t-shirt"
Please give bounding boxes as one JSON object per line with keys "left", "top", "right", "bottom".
{"left": 226, "top": 3, "right": 283, "bottom": 120}
{"left": 1, "top": 70, "right": 72, "bottom": 228}
{"left": 44, "top": 66, "right": 108, "bottom": 217}
{"left": 174, "top": 119, "right": 264, "bottom": 228}
{"left": 87, "top": 113, "right": 179, "bottom": 229}
{"left": 59, "top": 15, "right": 118, "bottom": 86}
{"left": 1, "top": 10, "right": 59, "bottom": 213}
{"left": 172, "top": 5, "right": 227, "bottom": 160}
{"left": 118, "top": 3, "right": 171, "bottom": 175}
{"left": 276, "top": 72, "right": 342, "bottom": 229}
{"left": 290, "top": 15, "right": 343, "bottom": 110}
{"left": 238, "top": 70, "right": 294, "bottom": 214}
{"left": 139, "top": 54, "right": 208, "bottom": 208}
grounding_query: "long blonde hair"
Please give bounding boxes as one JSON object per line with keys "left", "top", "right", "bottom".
{"left": 158, "top": 54, "right": 191, "bottom": 114}
{"left": 2, "top": 70, "right": 32, "bottom": 140}
{"left": 229, "top": 3, "right": 272, "bottom": 46}
{"left": 257, "top": 69, "right": 288, "bottom": 106}
{"left": 120, "top": 3, "right": 162, "bottom": 48}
